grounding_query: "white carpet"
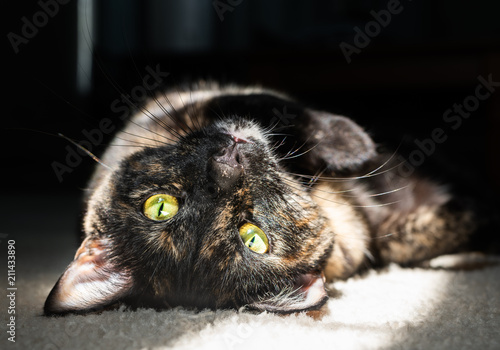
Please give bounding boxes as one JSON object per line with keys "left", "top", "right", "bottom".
{"left": 1, "top": 194, "right": 500, "bottom": 350}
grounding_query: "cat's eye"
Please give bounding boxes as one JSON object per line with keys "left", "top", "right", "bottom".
{"left": 143, "top": 194, "right": 179, "bottom": 221}
{"left": 239, "top": 223, "right": 269, "bottom": 254}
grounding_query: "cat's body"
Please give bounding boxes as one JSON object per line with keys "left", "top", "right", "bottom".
{"left": 45, "top": 83, "right": 499, "bottom": 315}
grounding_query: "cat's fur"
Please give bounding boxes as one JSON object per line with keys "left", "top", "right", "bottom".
{"left": 44, "top": 83, "right": 499, "bottom": 315}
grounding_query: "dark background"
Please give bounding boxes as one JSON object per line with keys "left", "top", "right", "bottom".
{"left": 3, "top": 0, "right": 500, "bottom": 197}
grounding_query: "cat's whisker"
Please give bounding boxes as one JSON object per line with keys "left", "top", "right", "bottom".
{"left": 319, "top": 198, "right": 402, "bottom": 208}
{"left": 260, "top": 119, "right": 281, "bottom": 134}
{"left": 118, "top": 35, "right": 188, "bottom": 141}
{"left": 279, "top": 178, "right": 354, "bottom": 207}
{"left": 267, "top": 118, "right": 286, "bottom": 134}
{"left": 173, "top": 87, "right": 199, "bottom": 134}
{"left": 206, "top": 106, "right": 229, "bottom": 125}
{"left": 137, "top": 107, "right": 183, "bottom": 140}
{"left": 301, "top": 180, "right": 408, "bottom": 198}
{"left": 278, "top": 135, "right": 313, "bottom": 160}
{"left": 266, "top": 133, "right": 295, "bottom": 137}
{"left": 105, "top": 47, "right": 184, "bottom": 140}
{"left": 281, "top": 177, "right": 401, "bottom": 208}
{"left": 284, "top": 140, "right": 306, "bottom": 158}
{"left": 281, "top": 168, "right": 409, "bottom": 200}
{"left": 281, "top": 143, "right": 404, "bottom": 183}
{"left": 79, "top": 18, "right": 185, "bottom": 145}
{"left": 106, "top": 144, "right": 152, "bottom": 148}
{"left": 270, "top": 135, "right": 293, "bottom": 154}
{"left": 338, "top": 136, "right": 400, "bottom": 179}
{"left": 280, "top": 146, "right": 317, "bottom": 161}
{"left": 112, "top": 135, "right": 164, "bottom": 148}
{"left": 322, "top": 185, "right": 408, "bottom": 198}
{"left": 285, "top": 159, "right": 407, "bottom": 183}
{"left": 79, "top": 12, "right": 194, "bottom": 146}
{"left": 123, "top": 118, "right": 178, "bottom": 143}
{"left": 118, "top": 130, "right": 171, "bottom": 146}
{"left": 281, "top": 176, "right": 359, "bottom": 195}
{"left": 269, "top": 122, "right": 297, "bottom": 134}
{"left": 372, "top": 232, "right": 396, "bottom": 239}
{"left": 364, "top": 143, "right": 402, "bottom": 177}
{"left": 58, "top": 133, "right": 113, "bottom": 171}
{"left": 308, "top": 168, "right": 327, "bottom": 188}
{"left": 331, "top": 232, "right": 395, "bottom": 244}
{"left": 133, "top": 96, "right": 186, "bottom": 140}
{"left": 278, "top": 135, "right": 319, "bottom": 162}
{"left": 34, "top": 79, "right": 101, "bottom": 127}
{"left": 327, "top": 186, "right": 408, "bottom": 199}
{"left": 343, "top": 161, "right": 408, "bottom": 181}
{"left": 279, "top": 141, "right": 297, "bottom": 160}
{"left": 363, "top": 185, "right": 409, "bottom": 198}
{"left": 152, "top": 91, "right": 192, "bottom": 137}
{"left": 187, "top": 88, "right": 205, "bottom": 131}
{"left": 174, "top": 87, "right": 198, "bottom": 135}
{"left": 145, "top": 82, "right": 200, "bottom": 138}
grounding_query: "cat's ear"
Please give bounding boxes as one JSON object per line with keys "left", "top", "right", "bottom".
{"left": 44, "top": 236, "right": 133, "bottom": 315}
{"left": 248, "top": 273, "right": 328, "bottom": 314}
{"left": 300, "top": 110, "right": 377, "bottom": 174}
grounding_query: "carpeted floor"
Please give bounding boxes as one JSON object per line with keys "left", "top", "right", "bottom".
{"left": 1, "top": 194, "right": 500, "bottom": 350}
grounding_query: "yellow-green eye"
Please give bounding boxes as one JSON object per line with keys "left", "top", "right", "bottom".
{"left": 239, "top": 223, "right": 269, "bottom": 254}
{"left": 143, "top": 194, "right": 179, "bottom": 221}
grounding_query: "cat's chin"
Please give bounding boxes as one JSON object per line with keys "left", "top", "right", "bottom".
{"left": 246, "top": 272, "right": 328, "bottom": 314}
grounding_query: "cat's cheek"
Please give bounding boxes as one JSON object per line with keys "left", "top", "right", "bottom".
{"left": 44, "top": 236, "right": 133, "bottom": 315}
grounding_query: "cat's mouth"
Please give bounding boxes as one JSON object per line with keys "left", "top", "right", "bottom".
{"left": 247, "top": 272, "right": 328, "bottom": 314}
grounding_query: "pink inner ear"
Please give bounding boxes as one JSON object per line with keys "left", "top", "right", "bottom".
{"left": 44, "top": 237, "right": 133, "bottom": 315}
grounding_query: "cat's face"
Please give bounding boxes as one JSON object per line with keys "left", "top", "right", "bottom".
{"left": 45, "top": 118, "right": 333, "bottom": 314}
{"left": 44, "top": 87, "right": 378, "bottom": 315}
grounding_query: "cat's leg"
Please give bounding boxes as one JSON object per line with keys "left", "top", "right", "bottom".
{"left": 373, "top": 197, "right": 500, "bottom": 266}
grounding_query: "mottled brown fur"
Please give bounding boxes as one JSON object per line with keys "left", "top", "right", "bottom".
{"left": 45, "top": 83, "right": 498, "bottom": 316}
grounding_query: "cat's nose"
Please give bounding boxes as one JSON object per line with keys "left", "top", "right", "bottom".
{"left": 210, "top": 140, "right": 244, "bottom": 191}
{"left": 213, "top": 141, "right": 242, "bottom": 167}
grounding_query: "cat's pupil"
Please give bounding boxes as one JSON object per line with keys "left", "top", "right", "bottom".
{"left": 248, "top": 235, "right": 256, "bottom": 248}
{"left": 158, "top": 203, "right": 164, "bottom": 216}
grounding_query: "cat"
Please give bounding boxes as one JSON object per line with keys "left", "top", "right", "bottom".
{"left": 44, "top": 82, "right": 499, "bottom": 315}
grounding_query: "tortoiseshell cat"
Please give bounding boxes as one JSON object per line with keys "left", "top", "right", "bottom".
{"left": 44, "top": 83, "right": 499, "bottom": 315}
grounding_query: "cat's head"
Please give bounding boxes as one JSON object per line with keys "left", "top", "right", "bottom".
{"left": 44, "top": 91, "right": 376, "bottom": 315}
